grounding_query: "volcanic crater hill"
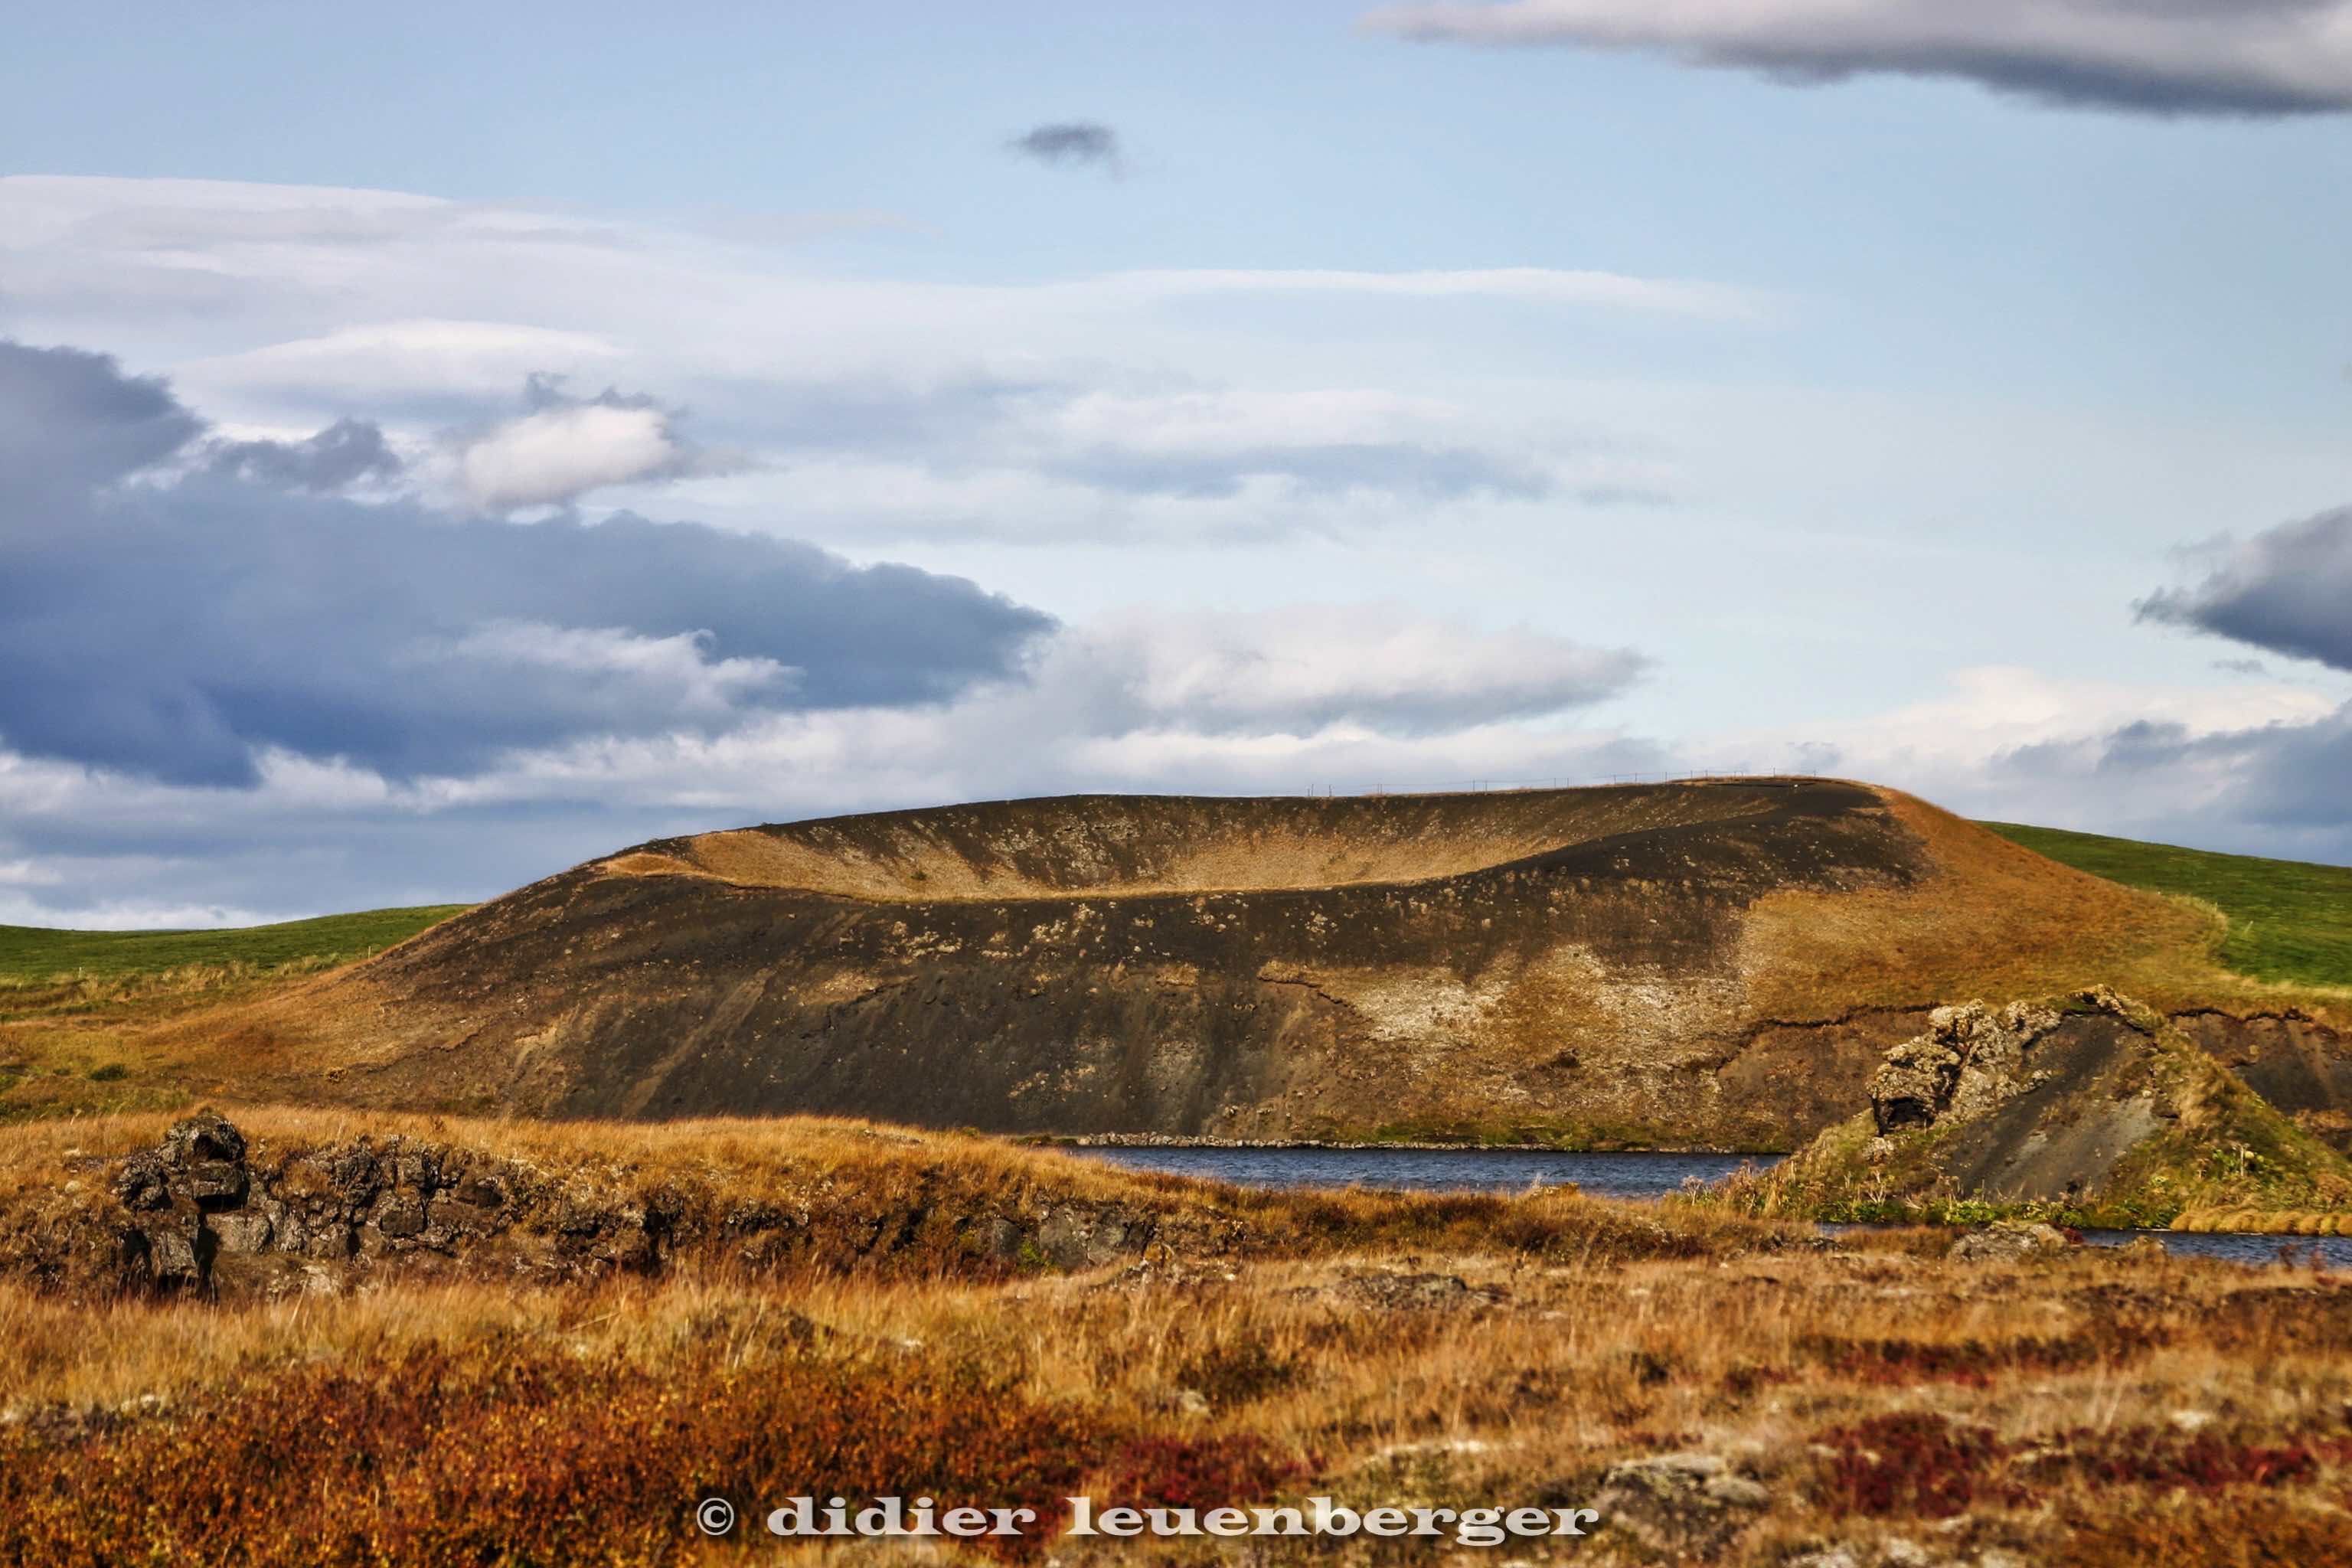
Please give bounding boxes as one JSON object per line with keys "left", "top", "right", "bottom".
{"left": 200, "top": 779, "right": 2340, "bottom": 1147}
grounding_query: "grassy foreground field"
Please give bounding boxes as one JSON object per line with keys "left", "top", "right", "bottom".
{"left": 2, "top": 1110, "right": 2348, "bottom": 1566}
{"left": 1981, "top": 823, "right": 2352, "bottom": 991}
{"left": 0, "top": 905, "right": 469, "bottom": 984}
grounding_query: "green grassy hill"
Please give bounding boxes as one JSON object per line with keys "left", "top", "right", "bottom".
{"left": 1981, "top": 822, "right": 2352, "bottom": 991}
{"left": 0, "top": 906, "right": 470, "bottom": 985}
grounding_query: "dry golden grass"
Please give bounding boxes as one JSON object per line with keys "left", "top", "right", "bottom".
{"left": 5, "top": 1163, "right": 2349, "bottom": 1565}
{"left": 1738, "top": 790, "right": 2282, "bottom": 1024}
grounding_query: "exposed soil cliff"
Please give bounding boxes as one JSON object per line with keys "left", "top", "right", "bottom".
{"left": 166, "top": 779, "right": 2284, "bottom": 1148}
{"left": 1736, "top": 990, "right": 2352, "bottom": 1229}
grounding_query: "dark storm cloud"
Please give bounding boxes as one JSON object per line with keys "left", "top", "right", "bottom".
{"left": 1364, "top": 1, "right": 2352, "bottom": 116}
{"left": 2137, "top": 508, "right": 2352, "bottom": 671}
{"left": 1006, "top": 122, "right": 1122, "bottom": 170}
{"left": 0, "top": 341, "right": 200, "bottom": 496}
{"left": 204, "top": 418, "right": 404, "bottom": 491}
{"left": 0, "top": 341, "right": 1054, "bottom": 787}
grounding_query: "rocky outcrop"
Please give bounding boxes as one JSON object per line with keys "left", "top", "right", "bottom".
{"left": 63, "top": 1112, "right": 1218, "bottom": 1301}
{"left": 1948, "top": 1221, "right": 2073, "bottom": 1263}
{"left": 1871, "top": 1001, "right": 2059, "bottom": 1133}
{"left": 105, "top": 1111, "right": 665, "bottom": 1297}
{"left": 1752, "top": 990, "right": 2352, "bottom": 1228}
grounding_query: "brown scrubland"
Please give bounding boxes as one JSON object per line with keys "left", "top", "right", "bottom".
{"left": 7, "top": 782, "right": 2350, "bottom": 1565}
{"left": 3, "top": 1109, "right": 2350, "bottom": 1566}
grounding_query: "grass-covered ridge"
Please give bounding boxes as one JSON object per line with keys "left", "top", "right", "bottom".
{"left": 1981, "top": 821, "right": 2352, "bottom": 991}
{"left": 0, "top": 906, "right": 469, "bottom": 985}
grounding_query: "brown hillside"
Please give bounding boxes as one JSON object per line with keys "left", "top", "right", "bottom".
{"left": 147, "top": 778, "right": 2300, "bottom": 1148}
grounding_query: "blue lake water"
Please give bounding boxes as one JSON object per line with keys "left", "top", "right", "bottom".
{"left": 1070, "top": 1145, "right": 2352, "bottom": 1270}
{"left": 1071, "top": 1145, "right": 1775, "bottom": 1200}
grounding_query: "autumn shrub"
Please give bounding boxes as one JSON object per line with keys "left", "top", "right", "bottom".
{"left": 1096, "top": 1433, "right": 1309, "bottom": 1512}
{"left": 1812, "top": 1412, "right": 2020, "bottom": 1519}
{"left": 0, "top": 1338, "right": 1112, "bottom": 1567}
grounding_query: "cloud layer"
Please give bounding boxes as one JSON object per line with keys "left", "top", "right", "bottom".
{"left": 0, "top": 176, "right": 1756, "bottom": 545}
{"left": 0, "top": 335, "right": 1662, "bottom": 923}
{"left": 0, "top": 341, "right": 1052, "bottom": 786}
{"left": 1364, "top": 0, "right": 2352, "bottom": 115}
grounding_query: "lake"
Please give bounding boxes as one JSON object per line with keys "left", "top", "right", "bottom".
{"left": 1071, "top": 1144, "right": 1775, "bottom": 1200}
{"left": 1069, "top": 1145, "right": 2352, "bottom": 1270}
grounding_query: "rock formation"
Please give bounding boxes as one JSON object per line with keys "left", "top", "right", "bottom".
{"left": 1759, "top": 990, "right": 2352, "bottom": 1228}
{"left": 25, "top": 1112, "right": 1239, "bottom": 1302}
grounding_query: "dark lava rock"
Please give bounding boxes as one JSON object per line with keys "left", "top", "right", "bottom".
{"left": 163, "top": 1111, "right": 246, "bottom": 1166}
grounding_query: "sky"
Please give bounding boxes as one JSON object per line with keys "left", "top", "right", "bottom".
{"left": 4, "top": 1, "right": 2352, "bottom": 926}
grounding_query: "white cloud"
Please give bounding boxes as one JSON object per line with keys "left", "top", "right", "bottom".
{"left": 193, "top": 320, "right": 623, "bottom": 404}
{"left": 432, "top": 622, "right": 800, "bottom": 717}
{"left": 0, "top": 176, "right": 1724, "bottom": 544}
{"left": 1072, "top": 605, "right": 1646, "bottom": 734}
{"left": 1364, "top": 0, "right": 2352, "bottom": 115}
{"left": 458, "top": 403, "right": 686, "bottom": 510}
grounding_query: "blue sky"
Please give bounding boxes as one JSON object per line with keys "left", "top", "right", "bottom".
{"left": 4, "top": 2, "right": 2351, "bottom": 923}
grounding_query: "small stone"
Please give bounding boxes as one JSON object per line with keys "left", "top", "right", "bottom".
{"left": 393, "top": 1147, "right": 438, "bottom": 1193}
{"left": 1174, "top": 1389, "right": 1210, "bottom": 1417}
{"left": 144, "top": 1225, "right": 207, "bottom": 1285}
{"left": 162, "top": 1111, "right": 245, "bottom": 1166}
{"left": 427, "top": 1197, "right": 498, "bottom": 1236}
{"left": 1591, "top": 1452, "right": 1769, "bottom": 1561}
{"left": 453, "top": 1174, "right": 507, "bottom": 1210}
{"left": 375, "top": 1194, "right": 428, "bottom": 1238}
{"left": 1949, "top": 1222, "right": 2071, "bottom": 1263}
{"left": 171, "top": 1158, "right": 249, "bottom": 1211}
{"left": 211, "top": 1211, "right": 275, "bottom": 1255}
{"left": 112, "top": 1152, "right": 171, "bottom": 1211}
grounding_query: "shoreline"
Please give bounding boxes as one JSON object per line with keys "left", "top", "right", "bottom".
{"left": 1030, "top": 1132, "right": 1791, "bottom": 1155}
